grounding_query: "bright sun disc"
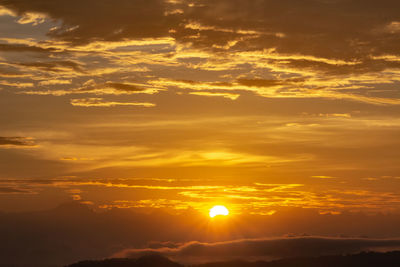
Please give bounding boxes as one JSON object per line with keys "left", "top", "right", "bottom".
{"left": 209, "top": 205, "right": 229, "bottom": 218}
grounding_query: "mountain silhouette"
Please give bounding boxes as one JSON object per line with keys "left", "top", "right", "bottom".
{"left": 197, "top": 251, "right": 400, "bottom": 267}
{"left": 66, "top": 251, "right": 400, "bottom": 267}
{"left": 67, "top": 254, "right": 182, "bottom": 267}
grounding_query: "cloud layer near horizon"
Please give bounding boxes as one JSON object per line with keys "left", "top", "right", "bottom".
{"left": 115, "top": 237, "right": 400, "bottom": 263}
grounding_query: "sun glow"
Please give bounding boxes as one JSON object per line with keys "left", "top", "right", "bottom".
{"left": 209, "top": 205, "right": 229, "bottom": 218}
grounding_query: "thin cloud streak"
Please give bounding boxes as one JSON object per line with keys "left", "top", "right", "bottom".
{"left": 70, "top": 98, "right": 156, "bottom": 108}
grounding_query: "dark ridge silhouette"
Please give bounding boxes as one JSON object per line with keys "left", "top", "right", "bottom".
{"left": 197, "top": 251, "right": 400, "bottom": 267}
{"left": 66, "top": 251, "right": 400, "bottom": 267}
{"left": 66, "top": 254, "right": 182, "bottom": 267}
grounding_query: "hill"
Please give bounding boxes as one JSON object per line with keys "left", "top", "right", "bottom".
{"left": 66, "top": 251, "right": 400, "bottom": 267}
{"left": 67, "top": 254, "right": 182, "bottom": 267}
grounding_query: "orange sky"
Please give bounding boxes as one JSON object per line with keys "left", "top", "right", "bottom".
{"left": 0, "top": 0, "right": 400, "bottom": 219}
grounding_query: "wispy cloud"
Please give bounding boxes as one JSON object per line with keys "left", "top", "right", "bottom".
{"left": 0, "top": 136, "right": 37, "bottom": 148}
{"left": 69, "top": 97, "right": 156, "bottom": 107}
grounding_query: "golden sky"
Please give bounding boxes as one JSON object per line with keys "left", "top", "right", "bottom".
{"left": 0, "top": 0, "right": 400, "bottom": 218}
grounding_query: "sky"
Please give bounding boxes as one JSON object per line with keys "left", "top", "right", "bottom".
{"left": 1, "top": 0, "right": 400, "bottom": 259}
{"left": 1, "top": 0, "right": 400, "bottom": 265}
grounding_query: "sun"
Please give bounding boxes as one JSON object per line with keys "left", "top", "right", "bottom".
{"left": 209, "top": 205, "right": 229, "bottom": 218}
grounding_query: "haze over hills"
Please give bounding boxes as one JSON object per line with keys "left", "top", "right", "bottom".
{"left": 1, "top": 202, "right": 400, "bottom": 266}
{"left": 67, "top": 252, "right": 400, "bottom": 267}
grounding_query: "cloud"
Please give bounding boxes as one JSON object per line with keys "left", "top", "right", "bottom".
{"left": 17, "top": 60, "right": 84, "bottom": 73}
{"left": 148, "top": 77, "right": 400, "bottom": 105}
{"left": 0, "top": 0, "right": 177, "bottom": 44}
{"left": 21, "top": 80, "right": 161, "bottom": 96}
{"left": 2, "top": 0, "right": 400, "bottom": 104}
{"left": 311, "top": 175, "right": 335, "bottom": 179}
{"left": 2, "top": 0, "right": 399, "bottom": 63}
{"left": 0, "top": 136, "right": 36, "bottom": 148}
{"left": 383, "top": 21, "right": 400, "bottom": 34}
{"left": 0, "top": 187, "right": 33, "bottom": 194}
{"left": 0, "top": 67, "right": 28, "bottom": 78}
{"left": 73, "top": 80, "right": 160, "bottom": 95}
{"left": 104, "top": 82, "right": 147, "bottom": 93}
{"left": 70, "top": 97, "right": 156, "bottom": 107}
{"left": 0, "top": 80, "right": 33, "bottom": 88}
{"left": 0, "top": 43, "right": 56, "bottom": 53}
{"left": 237, "top": 79, "right": 284, "bottom": 88}
{"left": 168, "top": 0, "right": 400, "bottom": 77}
{"left": 0, "top": 5, "right": 15, "bottom": 16}
{"left": 1, "top": 0, "right": 400, "bottom": 224}
{"left": 38, "top": 79, "right": 72, "bottom": 86}
{"left": 114, "top": 237, "right": 400, "bottom": 263}
{"left": 16, "top": 11, "right": 47, "bottom": 25}
{"left": 188, "top": 91, "right": 240, "bottom": 100}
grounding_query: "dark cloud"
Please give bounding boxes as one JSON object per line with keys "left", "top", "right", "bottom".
{"left": 1, "top": 0, "right": 399, "bottom": 56}
{"left": 2, "top": 0, "right": 400, "bottom": 75}
{"left": 0, "top": 0, "right": 178, "bottom": 44}
{"left": 237, "top": 79, "right": 284, "bottom": 88}
{"left": 174, "top": 0, "right": 400, "bottom": 56}
{"left": 169, "top": 0, "right": 400, "bottom": 75}
{"left": 0, "top": 43, "right": 56, "bottom": 53}
{"left": 116, "top": 237, "right": 400, "bottom": 263}
{"left": 17, "top": 60, "right": 83, "bottom": 72}
{"left": 0, "top": 136, "right": 36, "bottom": 147}
{"left": 0, "top": 67, "right": 26, "bottom": 77}
{"left": 270, "top": 58, "right": 400, "bottom": 76}
{"left": 105, "top": 82, "right": 146, "bottom": 92}
{"left": 0, "top": 186, "right": 31, "bottom": 194}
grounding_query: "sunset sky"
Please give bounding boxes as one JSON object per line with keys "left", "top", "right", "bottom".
{"left": 2, "top": 1, "right": 400, "bottom": 265}
{"left": 1, "top": 0, "right": 400, "bottom": 235}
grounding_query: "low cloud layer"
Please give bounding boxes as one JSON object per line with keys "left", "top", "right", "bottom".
{"left": 115, "top": 237, "right": 400, "bottom": 263}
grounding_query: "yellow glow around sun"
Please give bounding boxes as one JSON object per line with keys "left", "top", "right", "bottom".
{"left": 209, "top": 205, "right": 229, "bottom": 218}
